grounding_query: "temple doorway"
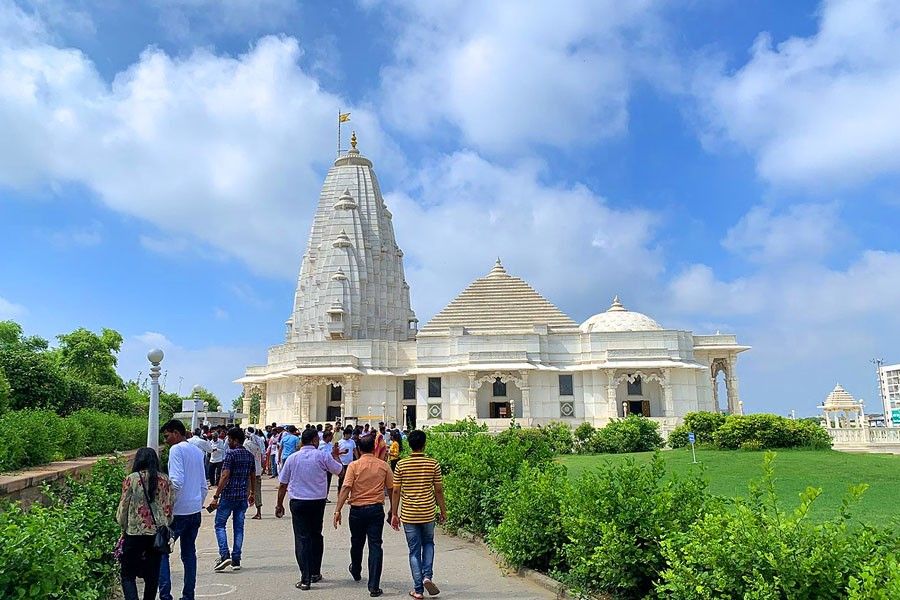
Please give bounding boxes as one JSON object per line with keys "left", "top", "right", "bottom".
{"left": 490, "top": 402, "right": 511, "bottom": 418}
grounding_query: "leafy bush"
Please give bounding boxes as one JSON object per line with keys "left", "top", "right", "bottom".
{"left": 426, "top": 426, "right": 554, "bottom": 536}
{"left": 540, "top": 421, "right": 575, "bottom": 454}
{"left": 0, "top": 409, "right": 145, "bottom": 472}
{"left": 848, "top": 553, "right": 900, "bottom": 599}
{"left": 573, "top": 421, "right": 595, "bottom": 451}
{"left": 0, "top": 366, "right": 10, "bottom": 415}
{"left": 714, "top": 413, "right": 831, "bottom": 450}
{"left": 0, "top": 348, "right": 71, "bottom": 413}
{"left": 560, "top": 454, "right": 709, "bottom": 598}
{"left": 589, "top": 415, "right": 663, "bottom": 453}
{"left": 489, "top": 463, "right": 570, "bottom": 572}
{"left": 427, "top": 417, "right": 488, "bottom": 434}
{"left": 0, "top": 458, "right": 127, "bottom": 599}
{"left": 658, "top": 453, "right": 900, "bottom": 599}
{"left": 668, "top": 411, "right": 727, "bottom": 448}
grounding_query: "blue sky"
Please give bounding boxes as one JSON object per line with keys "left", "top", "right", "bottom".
{"left": 1, "top": 0, "right": 899, "bottom": 413}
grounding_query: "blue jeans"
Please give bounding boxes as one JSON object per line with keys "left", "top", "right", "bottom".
{"left": 214, "top": 498, "right": 248, "bottom": 561}
{"left": 403, "top": 521, "right": 435, "bottom": 594}
{"left": 159, "top": 512, "right": 201, "bottom": 600}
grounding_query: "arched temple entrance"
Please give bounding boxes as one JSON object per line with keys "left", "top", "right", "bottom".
{"left": 470, "top": 371, "right": 528, "bottom": 421}
{"left": 711, "top": 358, "right": 742, "bottom": 415}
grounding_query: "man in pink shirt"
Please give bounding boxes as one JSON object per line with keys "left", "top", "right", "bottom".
{"left": 275, "top": 428, "right": 343, "bottom": 590}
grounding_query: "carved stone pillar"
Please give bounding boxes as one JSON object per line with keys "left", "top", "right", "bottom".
{"left": 468, "top": 373, "right": 477, "bottom": 416}
{"left": 258, "top": 384, "right": 267, "bottom": 425}
{"left": 241, "top": 384, "right": 251, "bottom": 423}
{"left": 345, "top": 375, "right": 359, "bottom": 420}
{"left": 662, "top": 369, "right": 674, "bottom": 417}
{"left": 520, "top": 371, "right": 530, "bottom": 422}
{"left": 606, "top": 369, "right": 618, "bottom": 418}
{"left": 726, "top": 355, "right": 741, "bottom": 415}
{"left": 711, "top": 377, "right": 720, "bottom": 413}
{"left": 300, "top": 381, "right": 312, "bottom": 423}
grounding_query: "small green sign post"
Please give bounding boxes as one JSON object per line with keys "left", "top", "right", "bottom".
{"left": 891, "top": 408, "right": 900, "bottom": 425}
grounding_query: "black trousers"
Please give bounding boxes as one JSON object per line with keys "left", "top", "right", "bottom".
{"left": 349, "top": 504, "right": 385, "bottom": 591}
{"left": 290, "top": 498, "right": 326, "bottom": 584}
{"left": 120, "top": 534, "right": 161, "bottom": 600}
{"left": 208, "top": 461, "right": 223, "bottom": 486}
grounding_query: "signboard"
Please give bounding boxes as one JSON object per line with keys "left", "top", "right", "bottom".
{"left": 181, "top": 399, "right": 205, "bottom": 412}
{"left": 688, "top": 432, "right": 696, "bottom": 444}
{"left": 892, "top": 408, "right": 900, "bottom": 425}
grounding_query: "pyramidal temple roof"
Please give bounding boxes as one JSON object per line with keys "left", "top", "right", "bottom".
{"left": 420, "top": 260, "right": 579, "bottom": 334}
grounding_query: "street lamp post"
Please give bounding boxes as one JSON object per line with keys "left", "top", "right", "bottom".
{"left": 381, "top": 401, "right": 387, "bottom": 424}
{"left": 403, "top": 405, "right": 409, "bottom": 430}
{"left": 147, "top": 349, "right": 164, "bottom": 453}
{"left": 191, "top": 385, "right": 202, "bottom": 433}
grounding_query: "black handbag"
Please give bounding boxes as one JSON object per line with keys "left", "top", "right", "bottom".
{"left": 138, "top": 473, "right": 172, "bottom": 555}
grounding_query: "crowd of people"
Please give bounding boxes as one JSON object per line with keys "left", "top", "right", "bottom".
{"left": 115, "top": 418, "right": 446, "bottom": 600}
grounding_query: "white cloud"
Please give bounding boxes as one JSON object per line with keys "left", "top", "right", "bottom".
{"left": 377, "top": 0, "right": 674, "bottom": 154}
{"left": 0, "top": 5, "right": 398, "bottom": 278}
{"left": 0, "top": 295, "right": 27, "bottom": 319}
{"left": 722, "top": 203, "right": 846, "bottom": 264}
{"left": 695, "top": 0, "right": 900, "bottom": 187}
{"left": 213, "top": 307, "right": 229, "bottom": 320}
{"left": 668, "top": 201, "right": 900, "bottom": 415}
{"left": 38, "top": 220, "right": 102, "bottom": 247}
{"left": 120, "top": 331, "right": 263, "bottom": 403}
{"left": 151, "top": 0, "right": 299, "bottom": 41}
{"left": 389, "top": 151, "right": 663, "bottom": 322}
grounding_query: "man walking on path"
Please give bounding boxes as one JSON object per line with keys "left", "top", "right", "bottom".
{"left": 391, "top": 430, "right": 447, "bottom": 600}
{"left": 244, "top": 427, "right": 264, "bottom": 520}
{"left": 208, "top": 429, "right": 227, "bottom": 486}
{"left": 159, "top": 419, "right": 208, "bottom": 600}
{"left": 280, "top": 425, "right": 300, "bottom": 469}
{"left": 275, "top": 428, "right": 343, "bottom": 591}
{"left": 337, "top": 426, "right": 356, "bottom": 492}
{"left": 333, "top": 434, "right": 395, "bottom": 597}
{"left": 208, "top": 427, "right": 256, "bottom": 572}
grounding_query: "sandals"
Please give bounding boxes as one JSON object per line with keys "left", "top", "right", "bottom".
{"left": 423, "top": 579, "right": 440, "bottom": 595}
{"left": 409, "top": 593, "right": 424, "bottom": 600}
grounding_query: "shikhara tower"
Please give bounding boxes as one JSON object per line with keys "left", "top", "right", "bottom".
{"left": 287, "top": 132, "right": 417, "bottom": 342}
{"left": 239, "top": 133, "right": 748, "bottom": 432}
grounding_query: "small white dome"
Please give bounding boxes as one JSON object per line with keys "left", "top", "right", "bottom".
{"left": 580, "top": 296, "right": 663, "bottom": 333}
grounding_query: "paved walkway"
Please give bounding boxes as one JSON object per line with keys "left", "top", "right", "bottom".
{"left": 164, "top": 477, "right": 556, "bottom": 599}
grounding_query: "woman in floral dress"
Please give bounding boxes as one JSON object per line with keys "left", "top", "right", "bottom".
{"left": 116, "top": 447, "right": 174, "bottom": 600}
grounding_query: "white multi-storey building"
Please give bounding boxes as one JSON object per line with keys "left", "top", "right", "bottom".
{"left": 237, "top": 135, "right": 749, "bottom": 434}
{"left": 879, "top": 363, "right": 900, "bottom": 426}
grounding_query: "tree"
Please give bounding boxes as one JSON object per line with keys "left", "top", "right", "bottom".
{"left": 193, "top": 387, "right": 220, "bottom": 412}
{"left": 0, "top": 366, "right": 10, "bottom": 415}
{"left": 0, "top": 320, "right": 49, "bottom": 352}
{"left": 55, "top": 327, "right": 124, "bottom": 387}
{"left": 0, "top": 347, "right": 70, "bottom": 412}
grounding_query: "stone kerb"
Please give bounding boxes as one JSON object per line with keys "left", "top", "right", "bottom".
{"left": 0, "top": 449, "right": 139, "bottom": 508}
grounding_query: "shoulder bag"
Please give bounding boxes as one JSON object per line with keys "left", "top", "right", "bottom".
{"left": 138, "top": 473, "right": 173, "bottom": 555}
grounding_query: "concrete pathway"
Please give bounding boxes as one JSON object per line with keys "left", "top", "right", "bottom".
{"left": 164, "top": 477, "right": 556, "bottom": 600}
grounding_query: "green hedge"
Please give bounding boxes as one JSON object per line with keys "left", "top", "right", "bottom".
{"left": 0, "top": 409, "right": 145, "bottom": 472}
{"left": 0, "top": 458, "right": 126, "bottom": 599}
{"left": 669, "top": 412, "right": 832, "bottom": 450}
{"left": 425, "top": 424, "right": 899, "bottom": 599}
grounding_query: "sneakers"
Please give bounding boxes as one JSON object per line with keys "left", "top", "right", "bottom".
{"left": 231, "top": 560, "right": 241, "bottom": 571}
{"left": 423, "top": 579, "right": 440, "bottom": 595}
{"left": 369, "top": 588, "right": 383, "bottom": 597}
{"left": 349, "top": 565, "right": 362, "bottom": 582}
{"left": 214, "top": 556, "right": 232, "bottom": 572}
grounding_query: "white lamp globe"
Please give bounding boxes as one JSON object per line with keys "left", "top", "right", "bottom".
{"left": 192, "top": 385, "right": 202, "bottom": 396}
{"left": 147, "top": 348, "right": 164, "bottom": 364}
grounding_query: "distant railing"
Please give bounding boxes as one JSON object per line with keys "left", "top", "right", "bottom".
{"left": 827, "top": 427, "right": 900, "bottom": 446}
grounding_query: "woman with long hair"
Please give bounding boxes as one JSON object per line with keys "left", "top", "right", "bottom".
{"left": 116, "top": 447, "right": 174, "bottom": 600}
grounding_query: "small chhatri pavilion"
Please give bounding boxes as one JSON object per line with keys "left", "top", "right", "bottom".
{"left": 820, "top": 384, "right": 866, "bottom": 428}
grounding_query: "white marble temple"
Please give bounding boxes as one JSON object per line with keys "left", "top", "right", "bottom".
{"left": 238, "top": 136, "right": 749, "bottom": 435}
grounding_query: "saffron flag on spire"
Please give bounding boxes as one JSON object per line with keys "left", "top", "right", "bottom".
{"left": 339, "top": 112, "right": 351, "bottom": 122}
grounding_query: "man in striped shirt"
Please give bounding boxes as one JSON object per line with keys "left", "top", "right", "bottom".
{"left": 390, "top": 430, "right": 447, "bottom": 599}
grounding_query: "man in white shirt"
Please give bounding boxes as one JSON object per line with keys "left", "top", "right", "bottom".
{"left": 159, "top": 419, "right": 208, "bottom": 600}
{"left": 208, "top": 429, "right": 227, "bottom": 486}
{"left": 187, "top": 428, "right": 212, "bottom": 454}
{"left": 244, "top": 426, "right": 264, "bottom": 520}
{"left": 337, "top": 426, "right": 356, "bottom": 493}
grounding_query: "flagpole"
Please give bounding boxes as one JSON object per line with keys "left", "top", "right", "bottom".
{"left": 337, "top": 109, "right": 341, "bottom": 157}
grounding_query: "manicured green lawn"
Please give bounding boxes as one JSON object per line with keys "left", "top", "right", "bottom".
{"left": 558, "top": 449, "right": 900, "bottom": 525}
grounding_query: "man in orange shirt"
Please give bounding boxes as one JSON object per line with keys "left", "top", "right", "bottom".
{"left": 333, "top": 434, "right": 395, "bottom": 598}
